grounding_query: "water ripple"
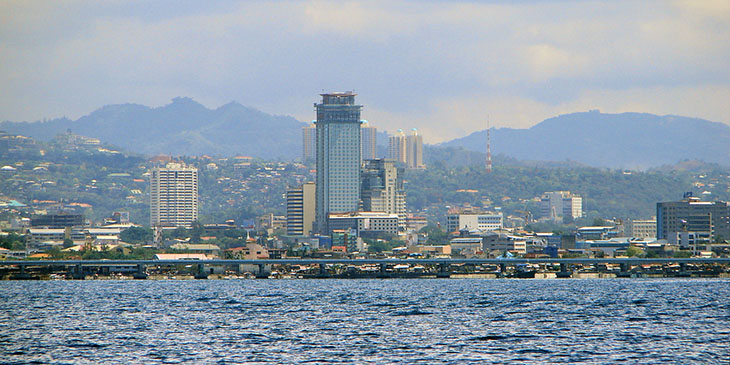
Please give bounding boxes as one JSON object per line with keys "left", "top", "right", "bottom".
{"left": 1, "top": 278, "right": 729, "bottom": 363}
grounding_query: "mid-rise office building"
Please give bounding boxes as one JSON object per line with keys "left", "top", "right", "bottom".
{"left": 302, "top": 122, "right": 317, "bottom": 164}
{"left": 406, "top": 129, "right": 424, "bottom": 169}
{"left": 539, "top": 191, "right": 583, "bottom": 220}
{"left": 656, "top": 195, "right": 730, "bottom": 243}
{"left": 150, "top": 162, "right": 198, "bottom": 228}
{"left": 31, "top": 213, "right": 84, "bottom": 228}
{"left": 446, "top": 213, "right": 504, "bottom": 233}
{"left": 286, "top": 182, "right": 316, "bottom": 236}
{"left": 361, "top": 159, "right": 406, "bottom": 232}
{"left": 627, "top": 218, "right": 657, "bottom": 239}
{"left": 361, "top": 121, "right": 377, "bottom": 160}
{"left": 314, "top": 92, "right": 363, "bottom": 233}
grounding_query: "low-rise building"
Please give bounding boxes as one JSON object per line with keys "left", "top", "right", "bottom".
{"left": 405, "top": 214, "right": 428, "bottom": 232}
{"left": 446, "top": 212, "right": 503, "bottom": 233}
{"left": 627, "top": 218, "right": 657, "bottom": 239}
{"left": 170, "top": 243, "right": 222, "bottom": 257}
{"left": 327, "top": 212, "right": 399, "bottom": 236}
{"left": 153, "top": 253, "right": 210, "bottom": 260}
{"left": 224, "top": 243, "right": 269, "bottom": 260}
{"left": 539, "top": 191, "right": 583, "bottom": 220}
{"left": 481, "top": 232, "right": 527, "bottom": 254}
{"left": 28, "top": 228, "right": 66, "bottom": 247}
{"left": 576, "top": 226, "right": 616, "bottom": 240}
{"left": 449, "top": 237, "right": 483, "bottom": 257}
{"left": 412, "top": 245, "right": 451, "bottom": 256}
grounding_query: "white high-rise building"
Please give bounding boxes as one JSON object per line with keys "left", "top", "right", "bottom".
{"left": 302, "top": 122, "right": 317, "bottom": 164}
{"left": 406, "top": 128, "right": 424, "bottom": 169}
{"left": 388, "top": 129, "right": 407, "bottom": 164}
{"left": 361, "top": 121, "right": 377, "bottom": 160}
{"left": 286, "top": 182, "right": 316, "bottom": 236}
{"left": 315, "top": 92, "right": 363, "bottom": 233}
{"left": 150, "top": 162, "right": 198, "bottom": 228}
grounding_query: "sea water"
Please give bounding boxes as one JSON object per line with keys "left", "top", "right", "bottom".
{"left": 1, "top": 279, "right": 728, "bottom": 364}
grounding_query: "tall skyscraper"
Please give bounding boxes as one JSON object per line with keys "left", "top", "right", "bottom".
{"left": 361, "top": 121, "right": 377, "bottom": 160}
{"left": 406, "top": 128, "right": 424, "bottom": 169}
{"left": 150, "top": 162, "right": 198, "bottom": 228}
{"left": 302, "top": 122, "right": 317, "bottom": 164}
{"left": 361, "top": 159, "right": 406, "bottom": 232}
{"left": 388, "top": 129, "right": 407, "bottom": 164}
{"left": 315, "top": 92, "right": 363, "bottom": 233}
{"left": 286, "top": 182, "right": 316, "bottom": 236}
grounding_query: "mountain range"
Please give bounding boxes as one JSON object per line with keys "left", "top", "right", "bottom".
{"left": 0, "top": 97, "right": 306, "bottom": 159}
{"left": 2, "top": 99, "right": 728, "bottom": 168}
{"left": 440, "top": 110, "right": 730, "bottom": 169}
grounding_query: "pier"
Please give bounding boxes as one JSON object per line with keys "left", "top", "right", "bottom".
{"left": 1, "top": 258, "right": 729, "bottom": 280}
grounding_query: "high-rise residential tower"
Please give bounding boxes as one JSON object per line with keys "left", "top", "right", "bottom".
{"left": 361, "top": 159, "right": 406, "bottom": 232}
{"left": 302, "top": 122, "right": 317, "bottom": 164}
{"left": 286, "top": 182, "right": 316, "bottom": 236}
{"left": 314, "top": 92, "right": 363, "bottom": 233}
{"left": 361, "top": 121, "right": 377, "bottom": 160}
{"left": 406, "top": 128, "right": 424, "bottom": 169}
{"left": 150, "top": 162, "right": 198, "bottom": 228}
{"left": 388, "top": 129, "right": 407, "bottom": 164}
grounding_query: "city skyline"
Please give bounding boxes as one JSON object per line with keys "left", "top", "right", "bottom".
{"left": 1, "top": 1, "right": 728, "bottom": 143}
{"left": 2, "top": 2, "right": 729, "bottom": 362}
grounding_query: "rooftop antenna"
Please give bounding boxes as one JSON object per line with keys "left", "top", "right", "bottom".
{"left": 486, "top": 116, "right": 492, "bottom": 173}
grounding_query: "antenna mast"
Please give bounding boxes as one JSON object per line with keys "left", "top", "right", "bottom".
{"left": 486, "top": 117, "right": 492, "bottom": 173}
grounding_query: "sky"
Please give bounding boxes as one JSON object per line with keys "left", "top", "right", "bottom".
{"left": 1, "top": 0, "right": 728, "bottom": 143}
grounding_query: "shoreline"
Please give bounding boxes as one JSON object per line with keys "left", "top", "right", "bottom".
{"left": 5, "top": 272, "right": 730, "bottom": 281}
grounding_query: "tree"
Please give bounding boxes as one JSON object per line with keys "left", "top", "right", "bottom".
{"left": 0, "top": 233, "right": 25, "bottom": 250}
{"left": 63, "top": 238, "right": 74, "bottom": 248}
{"left": 420, "top": 225, "right": 449, "bottom": 245}
{"left": 673, "top": 250, "right": 692, "bottom": 258}
{"left": 120, "top": 226, "right": 153, "bottom": 244}
{"left": 169, "top": 226, "right": 189, "bottom": 239}
{"left": 626, "top": 245, "right": 643, "bottom": 257}
{"left": 190, "top": 221, "right": 204, "bottom": 243}
{"left": 368, "top": 240, "right": 393, "bottom": 253}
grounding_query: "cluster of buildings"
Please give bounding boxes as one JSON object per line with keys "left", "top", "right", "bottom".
{"left": 137, "top": 94, "right": 730, "bottom": 260}
{"left": 302, "top": 107, "right": 424, "bottom": 169}
{"left": 387, "top": 129, "right": 425, "bottom": 169}
{"left": 3, "top": 93, "right": 730, "bottom": 264}
{"left": 21, "top": 212, "right": 133, "bottom": 254}
{"left": 287, "top": 93, "right": 410, "bottom": 250}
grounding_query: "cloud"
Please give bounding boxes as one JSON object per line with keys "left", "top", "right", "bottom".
{"left": 0, "top": 0, "right": 728, "bottom": 144}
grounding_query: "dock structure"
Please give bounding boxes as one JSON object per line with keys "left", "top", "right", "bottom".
{"left": 1, "top": 258, "right": 729, "bottom": 279}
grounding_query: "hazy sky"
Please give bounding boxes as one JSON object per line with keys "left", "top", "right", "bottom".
{"left": 1, "top": 0, "right": 728, "bottom": 142}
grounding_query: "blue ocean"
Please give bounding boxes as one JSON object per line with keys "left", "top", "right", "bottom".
{"left": 1, "top": 279, "right": 728, "bottom": 364}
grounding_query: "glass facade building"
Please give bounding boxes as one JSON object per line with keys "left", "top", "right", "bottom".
{"left": 314, "top": 92, "right": 363, "bottom": 233}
